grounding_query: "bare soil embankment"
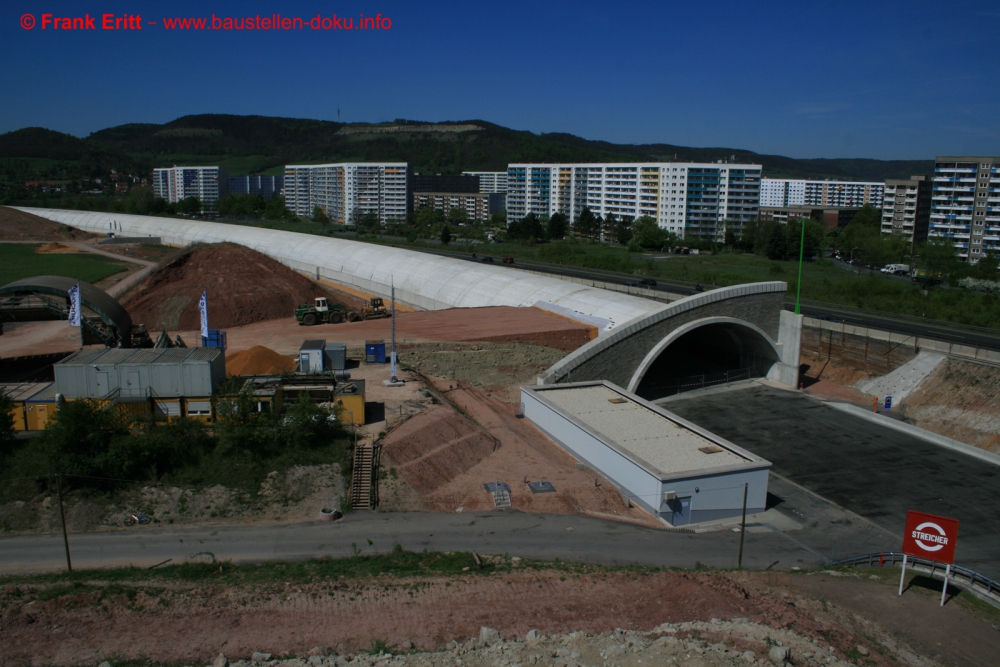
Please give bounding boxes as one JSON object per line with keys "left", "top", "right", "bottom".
{"left": 4, "top": 565, "right": 998, "bottom": 667}
{"left": 0, "top": 206, "right": 95, "bottom": 242}
{"left": 900, "top": 358, "right": 1000, "bottom": 453}
{"left": 122, "top": 243, "right": 360, "bottom": 331}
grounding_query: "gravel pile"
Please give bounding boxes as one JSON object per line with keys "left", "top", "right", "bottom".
{"left": 218, "top": 620, "right": 858, "bottom": 667}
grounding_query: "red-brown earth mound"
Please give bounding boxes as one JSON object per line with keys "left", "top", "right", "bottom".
{"left": 122, "top": 243, "right": 342, "bottom": 330}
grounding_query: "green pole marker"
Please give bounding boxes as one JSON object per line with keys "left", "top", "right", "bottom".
{"left": 794, "top": 219, "right": 806, "bottom": 314}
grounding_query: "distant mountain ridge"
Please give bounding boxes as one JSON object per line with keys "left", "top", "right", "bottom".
{"left": 0, "top": 114, "right": 933, "bottom": 181}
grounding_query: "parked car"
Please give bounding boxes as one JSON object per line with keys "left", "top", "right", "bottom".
{"left": 639, "top": 278, "right": 657, "bottom": 287}
{"left": 502, "top": 257, "right": 515, "bottom": 264}
{"left": 624, "top": 281, "right": 638, "bottom": 287}
{"left": 480, "top": 256, "right": 494, "bottom": 263}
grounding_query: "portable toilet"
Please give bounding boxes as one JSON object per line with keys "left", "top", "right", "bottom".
{"left": 365, "top": 340, "right": 386, "bottom": 364}
{"left": 299, "top": 340, "right": 326, "bottom": 373}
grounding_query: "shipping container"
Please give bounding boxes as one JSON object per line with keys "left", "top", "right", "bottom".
{"left": 299, "top": 339, "right": 326, "bottom": 373}
{"left": 325, "top": 343, "right": 347, "bottom": 370}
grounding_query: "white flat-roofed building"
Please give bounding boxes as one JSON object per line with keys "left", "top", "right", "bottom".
{"left": 152, "top": 166, "right": 228, "bottom": 210}
{"left": 760, "top": 178, "right": 883, "bottom": 208}
{"left": 930, "top": 157, "right": 1000, "bottom": 263}
{"left": 462, "top": 171, "right": 508, "bottom": 194}
{"left": 506, "top": 162, "right": 762, "bottom": 240}
{"left": 284, "top": 162, "right": 411, "bottom": 224}
{"left": 521, "top": 381, "right": 770, "bottom": 525}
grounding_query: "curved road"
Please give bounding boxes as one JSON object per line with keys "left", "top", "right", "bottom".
{"left": 0, "top": 477, "right": 894, "bottom": 575}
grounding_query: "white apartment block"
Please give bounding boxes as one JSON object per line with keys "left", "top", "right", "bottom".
{"left": 506, "top": 163, "right": 762, "bottom": 239}
{"left": 462, "top": 171, "right": 508, "bottom": 193}
{"left": 760, "top": 178, "right": 883, "bottom": 208}
{"left": 152, "top": 166, "right": 228, "bottom": 209}
{"left": 930, "top": 157, "right": 1000, "bottom": 263}
{"left": 284, "top": 163, "right": 410, "bottom": 224}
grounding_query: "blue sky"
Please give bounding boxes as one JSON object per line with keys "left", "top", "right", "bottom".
{"left": 2, "top": 0, "right": 998, "bottom": 159}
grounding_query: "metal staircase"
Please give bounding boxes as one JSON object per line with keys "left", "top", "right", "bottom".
{"left": 350, "top": 443, "right": 381, "bottom": 510}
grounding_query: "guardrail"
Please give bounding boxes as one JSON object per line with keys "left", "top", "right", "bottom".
{"left": 828, "top": 552, "right": 1000, "bottom": 606}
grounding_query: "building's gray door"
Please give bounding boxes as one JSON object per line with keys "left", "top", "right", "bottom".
{"left": 95, "top": 372, "right": 109, "bottom": 397}
{"left": 672, "top": 497, "right": 692, "bottom": 526}
{"left": 126, "top": 371, "right": 140, "bottom": 396}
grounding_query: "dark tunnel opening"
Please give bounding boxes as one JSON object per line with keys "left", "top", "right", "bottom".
{"left": 635, "top": 322, "right": 778, "bottom": 401}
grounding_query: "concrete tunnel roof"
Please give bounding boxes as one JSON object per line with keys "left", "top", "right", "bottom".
{"left": 16, "top": 208, "right": 661, "bottom": 333}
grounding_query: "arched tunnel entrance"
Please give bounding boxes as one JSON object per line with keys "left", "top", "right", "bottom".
{"left": 632, "top": 320, "right": 779, "bottom": 401}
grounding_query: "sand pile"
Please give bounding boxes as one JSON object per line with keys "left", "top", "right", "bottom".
{"left": 36, "top": 242, "right": 76, "bottom": 253}
{"left": 226, "top": 345, "right": 296, "bottom": 376}
{"left": 123, "top": 243, "right": 340, "bottom": 330}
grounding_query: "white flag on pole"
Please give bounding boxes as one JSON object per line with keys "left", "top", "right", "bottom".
{"left": 199, "top": 290, "right": 209, "bottom": 339}
{"left": 67, "top": 283, "right": 81, "bottom": 327}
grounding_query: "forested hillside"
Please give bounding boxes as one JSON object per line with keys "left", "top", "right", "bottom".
{"left": 1, "top": 114, "right": 932, "bottom": 184}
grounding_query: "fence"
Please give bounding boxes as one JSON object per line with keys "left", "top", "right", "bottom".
{"left": 829, "top": 552, "right": 1000, "bottom": 607}
{"left": 643, "top": 367, "right": 754, "bottom": 398}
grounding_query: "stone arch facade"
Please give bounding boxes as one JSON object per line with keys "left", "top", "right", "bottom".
{"left": 538, "top": 282, "right": 800, "bottom": 388}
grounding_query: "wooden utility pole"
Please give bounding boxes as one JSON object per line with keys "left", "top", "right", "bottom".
{"left": 56, "top": 474, "right": 72, "bottom": 573}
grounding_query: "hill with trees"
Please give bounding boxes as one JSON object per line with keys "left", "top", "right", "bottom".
{"left": 1, "top": 114, "right": 932, "bottom": 184}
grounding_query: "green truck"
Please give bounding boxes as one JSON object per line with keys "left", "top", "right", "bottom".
{"left": 294, "top": 297, "right": 350, "bottom": 325}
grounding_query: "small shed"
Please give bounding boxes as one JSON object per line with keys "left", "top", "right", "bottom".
{"left": 335, "top": 379, "right": 366, "bottom": 425}
{"left": 299, "top": 339, "right": 327, "bottom": 373}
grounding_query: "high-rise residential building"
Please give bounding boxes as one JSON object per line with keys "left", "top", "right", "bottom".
{"left": 505, "top": 162, "right": 762, "bottom": 239}
{"left": 930, "top": 157, "right": 1000, "bottom": 262}
{"left": 880, "top": 176, "right": 932, "bottom": 245}
{"left": 283, "top": 163, "right": 411, "bottom": 224}
{"left": 227, "top": 175, "right": 284, "bottom": 199}
{"left": 152, "top": 166, "right": 228, "bottom": 209}
{"left": 760, "top": 178, "right": 883, "bottom": 208}
{"left": 462, "top": 171, "right": 508, "bottom": 194}
{"left": 412, "top": 192, "right": 505, "bottom": 221}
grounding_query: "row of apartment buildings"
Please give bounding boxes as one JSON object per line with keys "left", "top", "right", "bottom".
{"left": 154, "top": 156, "right": 1000, "bottom": 262}
{"left": 505, "top": 162, "right": 765, "bottom": 238}
{"left": 152, "top": 167, "right": 285, "bottom": 209}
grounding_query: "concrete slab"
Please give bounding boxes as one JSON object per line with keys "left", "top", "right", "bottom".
{"left": 857, "top": 350, "right": 946, "bottom": 403}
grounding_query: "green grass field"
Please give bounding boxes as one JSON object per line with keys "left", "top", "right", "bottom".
{"left": 365, "top": 237, "right": 1000, "bottom": 329}
{"left": 0, "top": 243, "right": 130, "bottom": 286}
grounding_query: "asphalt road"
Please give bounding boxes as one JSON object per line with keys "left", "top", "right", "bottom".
{"left": 0, "top": 475, "right": 892, "bottom": 575}
{"left": 662, "top": 384, "right": 1000, "bottom": 579}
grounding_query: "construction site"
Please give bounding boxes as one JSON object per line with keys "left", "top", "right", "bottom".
{"left": 2, "top": 206, "right": 1000, "bottom": 667}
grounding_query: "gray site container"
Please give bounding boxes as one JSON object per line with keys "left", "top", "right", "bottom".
{"left": 324, "top": 343, "right": 347, "bottom": 371}
{"left": 88, "top": 349, "right": 139, "bottom": 398}
{"left": 54, "top": 348, "right": 110, "bottom": 399}
{"left": 148, "top": 348, "right": 192, "bottom": 397}
{"left": 55, "top": 346, "right": 225, "bottom": 399}
{"left": 181, "top": 347, "right": 226, "bottom": 395}
{"left": 117, "top": 349, "right": 166, "bottom": 398}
